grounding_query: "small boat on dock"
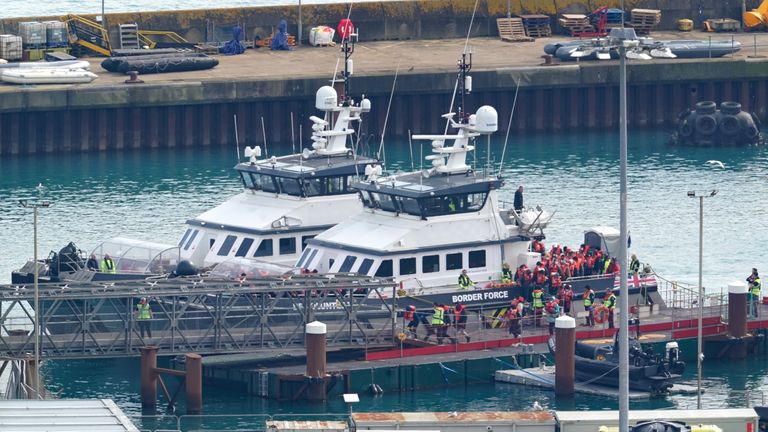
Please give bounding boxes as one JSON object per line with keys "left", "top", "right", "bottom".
{"left": 1, "top": 68, "right": 97, "bottom": 85}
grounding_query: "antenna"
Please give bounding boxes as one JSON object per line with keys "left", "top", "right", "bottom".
{"left": 377, "top": 62, "right": 400, "bottom": 170}
{"left": 444, "top": 0, "right": 479, "bottom": 133}
{"left": 290, "top": 112, "right": 296, "bottom": 154}
{"left": 299, "top": 123, "right": 303, "bottom": 152}
{"left": 419, "top": 140, "right": 423, "bottom": 186}
{"left": 408, "top": 129, "right": 414, "bottom": 172}
{"left": 498, "top": 76, "right": 521, "bottom": 176}
{"left": 261, "top": 116, "right": 269, "bottom": 158}
{"left": 233, "top": 114, "right": 240, "bottom": 163}
{"left": 331, "top": 2, "right": 356, "bottom": 102}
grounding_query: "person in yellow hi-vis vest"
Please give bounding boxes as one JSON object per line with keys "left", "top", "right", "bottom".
{"left": 136, "top": 297, "right": 152, "bottom": 339}
{"left": 100, "top": 253, "right": 116, "bottom": 274}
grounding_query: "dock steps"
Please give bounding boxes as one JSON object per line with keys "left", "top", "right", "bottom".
{"left": 119, "top": 23, "right": 140, "bottom": 49}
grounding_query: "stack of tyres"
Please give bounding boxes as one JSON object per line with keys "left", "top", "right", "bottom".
{"left": 671, "top": 100, "right": 763, "bottom": 146}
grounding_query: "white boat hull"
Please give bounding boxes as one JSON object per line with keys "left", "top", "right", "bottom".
{"left": 1, "top": 68, "right": 97, "bottom": 84}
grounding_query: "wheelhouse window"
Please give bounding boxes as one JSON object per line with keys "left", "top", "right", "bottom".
{"left": 183, "top": 230, "right": 198, "bottom": 251}
{"left": 358, "top": 258, "right": 374, "bottom": 275}
{"left": 301, "top": 235, "right": 315, "bottom": 249}
{"left": 301, "top": 176, "right": 350, "bottom": 197}
{"left": 254, "top": 239, "right": 273, "bottom": 257}
{"left": 375, "top": 259, "right": 393, "bottom": 277}
{"left": 468, "top": 249, "right": 486, "bottom": 268}
{"left": 399, "top": 257, "right": 416, "bottom": 275}
{"left": 422, "top": 255, "right": 439, "bottom": 273}
{"left": 421, "top": 192, "right": 489, "bottom": 217}
{"left": 178, "top": 229, "right": 192, "bottom": 247}
{"left": 279, "top": 238, "right": 297, "bottom": 255}
{"left": 217, "top": 235, "right": 237, "bottom": 256}
{"left": 235, "top": 238, "right": 254, "bottom": 257}
{"left": 297, "top": 248, "right": 313, "bottom": 268}
{"left": 446, "top": 252, "right": 463, "bottom": 270}
{"left": 276, "top": 178, "right": 302, "bottom": 196}
{"left": 240, "top": 172, "right": 256, "bottom": 189}
{"left": 255, "top": 174, "right": 278, "bottom": 193}
{"left": 339, "top": 255, "right": 357, "bottom": 272}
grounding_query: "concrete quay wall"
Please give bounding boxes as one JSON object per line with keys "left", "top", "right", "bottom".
{"left": 0, "top": 0, "right": 749, "bottom": 47}
{"left": 2, "top": 56, "right": 767, "bottom": 155}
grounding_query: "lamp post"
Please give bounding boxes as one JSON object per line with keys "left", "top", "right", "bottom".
{"left": 687, "top": 189, "right": 717, "bottom": 409}
{"left": 298, "top": 0, "right": 302, "bottom": 46}
{"left": 18, "top": 199, "right": 50, "bottom": 399}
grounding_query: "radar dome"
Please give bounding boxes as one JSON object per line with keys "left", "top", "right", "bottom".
{"left": 361, "top": 98, "right": 371, "bottom": 112}
{"left": 474, "top": 105, "right": 498, "bottom": 133}
{"left": 316, "top": 86, "right": 338, "bottom": 110}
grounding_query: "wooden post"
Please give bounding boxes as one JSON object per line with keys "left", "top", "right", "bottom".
{"left": 728, "top": 281, "right": 748, "bottom": 338}
{"left": 140, "top": 346, "right": 158, "bottom": 410}
{"left": 306, "top": 321, "right": 327, "bottom": 401}
{"left": 554, "top": 315, "right": 576, "bottom": 396}
{"left": 185, "top": 353, "right": 203, "bottom": 414}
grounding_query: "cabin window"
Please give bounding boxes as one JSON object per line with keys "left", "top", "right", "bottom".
{"left": 422, "top": 255, "right": 440, "bottom": 273}
{"left": 178, "top": 229, "right": 192, "bottom": 247}
{"left": 325, "top": 176, "right": 346, "bottom": 194}
{"left": 279, "top": 238, "right": 297, "bottom": 255}
{"left": 301, "top": 235, "right": 315, "bottom": 249}
{"left": 375, "top": 259, "right": 393, "bottom": 277}
{"left": 183, "top": 230, "right": 199, "bottom": 250}
{"left": 399, "top": 197, "right": 421, "bottom": 216}
{"left": 399, "top": 258, "right": 416, "bottom": 275}
{"left": 235, "top": 238, "right": 254, "bottom": 257}
{"left": 358, "top": 258, "right": 374, "bottom": 275}
{"left": 218, "top": 235, "right": 237, "bottom": 256}
{"left": 421, "top": 192, "right": 489, "bottom": 217}
{"left": 209, "top": 239, "right": 216, "bottom": 249}
{"left": 305, "top": 249, "right": 319, "bottom": 269}
{"left": 468, "top": 249, "right": 486, "bottom": 268}
{"left": 339, "top": 255, "right": 357, "bottom": 272}
{"left": 241, "top": 172, "right": 256, "bottom": 189}
{"left": 255, "top": 174, "right": 278, "bottom": 193}
{"left": 254, "top": 239, "right": 273, "bottom": 257}
{"left": 297, "top": 248, "right": 312, "bottom": 268}
{"left": 446, "top": 252, "right": 463, "bottom": 270}
{"left": 276, "top": 177, "right": 302, "bottom": 196}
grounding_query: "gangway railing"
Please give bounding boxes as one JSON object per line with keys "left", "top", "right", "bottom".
{"left": 138, "top": 30, "right": 190, "bottom": 49}
{"left": 0, "top": 274, "right": 398, "bottom": 360}
{"left": 60, "top": 14, "right": 112, "bottom": 56}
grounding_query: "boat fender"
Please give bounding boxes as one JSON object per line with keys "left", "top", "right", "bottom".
{"left": 695, "top": 114, "right": 717, "bottom": 136}
{"left": 346, "top": 149, "right": 354, "bottom": 158}
{"left": 720, "top": 101, "right": 742, "bottom": 115}
{"left": 593, "top": 305, "right": 608, "bottom": 324}
{"left": 719, "top": 115, "right": 740, "bottom": 136}
{"left": 678, "top": 121, "right": 694, "bottom": 137}
{"left": 744, "top": 125, "right": 759, "bottom": 139}
{"left": 695, "top": 101, "right": 717, "bottom": 115}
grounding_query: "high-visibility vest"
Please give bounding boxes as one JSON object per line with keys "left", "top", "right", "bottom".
{"left": 605, "top": 293, "right": 617, "bottom": 309}
{"left": 431, "top": 308, "right": 444, "bottom": 325}
{"left": 101, "top": 258, "right": 116, "bottom": 274}
{"left": 458, "top": 274, "right": 472, "bottom": 289}
{"left": 501, "top": 268, "right": 512, "bottom": 283}
{"left": 583, "top": 291, "right": 594, "bottom": 307}
{"left": 532, "top": 290, "right": 544, "bottom": 308}
{"left": 136, "top": 303, "right": 152, "bottom": 320}
{"left": 604, "top": 259, "right": 612, "bottom": 273}
{"left": 751, "top": 278, "right": 761, "bottom": 296}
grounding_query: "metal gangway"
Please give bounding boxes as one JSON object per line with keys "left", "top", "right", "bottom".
{"left": 0, "top": 274, "right": 398, "bottom": 361}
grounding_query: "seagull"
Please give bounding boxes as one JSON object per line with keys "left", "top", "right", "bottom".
{"left": 532, "top": 401, "right": 544, "bottom": 411}
{"left": 705, "top": 160, "right": 725, "bottom": 169}
{"left": 36, "top": 183, "right": 45, "bottom": 191}
{"left": 448, "top": 411, "right": 458, "bottom": 418}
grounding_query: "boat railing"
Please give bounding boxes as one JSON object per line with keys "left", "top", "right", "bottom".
{"left": 655, "top": 272, "right": 728, "bottom": 322}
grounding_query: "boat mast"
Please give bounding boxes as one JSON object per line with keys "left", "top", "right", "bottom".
{"left": 456, "top": 50, "right": 472, "bottom": 124}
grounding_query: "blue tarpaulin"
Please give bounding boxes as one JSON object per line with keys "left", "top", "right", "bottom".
{"left": 271, "top": 19, "right": 292, "bottom": 51}
{"left": 220, "top": 25, "right": 246, "bottom": 55}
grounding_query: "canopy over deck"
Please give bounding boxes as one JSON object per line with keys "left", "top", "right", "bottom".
{"left": 90, "top": 237, "right": 180, "bottom": 274}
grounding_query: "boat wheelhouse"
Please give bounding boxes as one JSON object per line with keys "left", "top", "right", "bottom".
{"left": 180, "top": 84, "right": 379, "bottom": 269}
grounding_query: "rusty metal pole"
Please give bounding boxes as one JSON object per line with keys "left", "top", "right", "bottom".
{"left": 140, "top": 346, "right": 158, "bottom": 410}
{"left": 728, "top": 281, "right": 748, "bottom": 338}
{"left": 185, "top": 353, "right": 203, "bottom": 414}
{"left": 306, "top": 321, "right": 327, "bottom": 401}
{"left": 554, "top": 315, "right": 576, "bottom": 396}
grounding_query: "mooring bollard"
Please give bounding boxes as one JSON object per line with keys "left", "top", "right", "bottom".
{"left": 306, "top": 321, "right": 327, "bottom": 401}
{"left": 139, "top": 346, "right": 159, "bottom": 410}
{"left": 728, "top": 281, "right": 749, "bottom": 338}
{"left": 185, "top": 353, "right": 203, "bottom": 414}
{"left": 554, "top": 315, "right": 576, "bottom": 396}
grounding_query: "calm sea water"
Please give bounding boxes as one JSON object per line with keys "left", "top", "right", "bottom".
{"left": 1, "top": 0, "right": 393, "bottom": 19}
{"left": 1, "top": 130, "right": 767, "bottom": 427}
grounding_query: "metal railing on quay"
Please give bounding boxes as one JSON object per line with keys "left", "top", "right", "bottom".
{"left": 130, "top": 413, "right": 352, "bottom": 432}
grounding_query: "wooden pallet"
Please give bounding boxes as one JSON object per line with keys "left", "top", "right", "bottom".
{"left": 255, "top": 35, "right": 297, "bottom": 48}
{"left": 496, "top": 18, "right": 534, "bottom": 42}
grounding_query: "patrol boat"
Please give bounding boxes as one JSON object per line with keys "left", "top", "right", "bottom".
{"left": 295, "top": 54, "right": 553, "bottom": 308}
{"left": 178, "top": 35, "right": 380, "bottom": 269}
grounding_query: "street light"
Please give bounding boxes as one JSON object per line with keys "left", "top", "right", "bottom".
{"left": 18, "top": 199, "right": 51, "bottom": 399}
{"left": 687, "top": 189, "right": 717, "bottom": 409}
{"left": 343, "top": 393, "right": 359, "bottom": 417}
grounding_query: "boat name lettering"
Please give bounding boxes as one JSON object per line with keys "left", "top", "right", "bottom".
{"left": 451, "top": 290, "right": 508, "bottom": 303}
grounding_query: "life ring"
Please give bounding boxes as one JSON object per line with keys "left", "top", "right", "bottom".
{"left": 593, "top": 305, "right": 608, "bottom": 324}
{"left": 397, "top": 332, "right": 407, "bottom": 342}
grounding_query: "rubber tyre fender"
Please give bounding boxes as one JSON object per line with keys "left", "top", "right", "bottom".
{"left": 719, "top": 115, "right": 740, "bottom": 136}
{"left": 720, "top": 101, "right": 742, "bottom": 115}
{"left": 678, "top": 121, "right": 694, "bottom": 137}
{"left": 695, "top": 114, "right": 717, "bottom": 136}
{"left": 695, "top": 101, "right": 717, "bottom": 115}
{"left": 745, "top": 125, "right": 759, "bottom": 140}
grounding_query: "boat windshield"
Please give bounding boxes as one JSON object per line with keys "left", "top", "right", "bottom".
{"left": 362, "top": 191, "right": 489, "bottom": 218}
{"left": 239, "top": 171, "right": 352, "bottom": 197}
{"left": 209, "top": 257, "right": 296, "bottom": 279}
{"left": 90, "top": 237, "right": 180, "bottom": 274}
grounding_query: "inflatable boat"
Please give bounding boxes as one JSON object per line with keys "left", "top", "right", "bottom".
{"left": 0, "top": 60, "right": 91, "bottom": 70}
{"left": 1, "top": 68, "right": 97, "bottom": 84}
{"left": 101, "top": 53, "right": 218, "bottom": 74}
{"left": 545, "top": 38, "right": 741, "bottom": 61}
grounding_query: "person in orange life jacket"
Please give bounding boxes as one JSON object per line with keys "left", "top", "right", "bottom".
{"left": 515, "top": 264, "right": 528, "bottom": 284}
{"left": 507, "top": 298, "right": 523, "bottom": 338}
{"left": 604, "top": 289, "right": 617, "bottom": 329}
{"left": 454, "top": 302, "right": 470, "bottom": 343}
{"left": 545, "top": 297, "right": 560, "bottom": 336}
{"left": 531, "top": 287, "right": 545, "bottom": 327}
{"left": 560, "top": 284, "right": 574, "bottom": 316}
{"left": 583, "top": 285, "right": 596, "bottom": 327}
{"left": 404, "top": 305, "right": 418, "bottom": 336}
{"left": 532, "top": 239, "right": 545, "bottom": 256}
{"left": 550, "top": 272, "right": 563, "bottom": 297}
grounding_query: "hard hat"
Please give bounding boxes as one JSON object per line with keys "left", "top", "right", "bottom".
{"left": 140, "top": 297, "right": 147, "bottom": 302}
{"left": 408, "top": 305, "right": 416, "bottom": 311}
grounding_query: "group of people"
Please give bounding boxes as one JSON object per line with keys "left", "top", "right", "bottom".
{"left": 403, "top": 302, "right": 470, "bottom": 345}
{"left": 86, "top": 253, "right": 116, "bottom": 274}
